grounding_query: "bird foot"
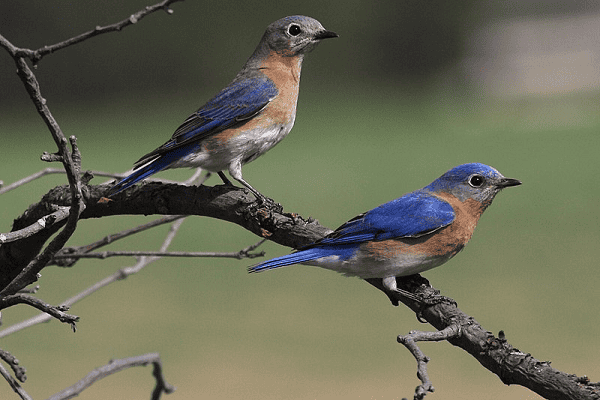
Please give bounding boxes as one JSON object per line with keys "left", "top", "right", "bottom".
{"left": 253, "top": 195, "right": 283, "bottom": 213}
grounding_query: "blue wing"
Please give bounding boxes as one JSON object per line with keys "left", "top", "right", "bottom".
{"left": 108, "top": 74, "right": 278, "bottom": 195}
{"left": 312, "top": 190, "right": 455, "bottom": 246}
{"left": 249, "top": 191, "right": 455, "bottom": 273}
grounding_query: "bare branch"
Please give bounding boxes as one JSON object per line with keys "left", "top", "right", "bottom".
{"left": 45, "top": 353, "right": 175, "bottom": 400}
{"left": 0, "top": 0, "right": 183, "bottom": 65}
{"left": 1, "top": 207, "right": 189, "bottom": 338}
{"left": 0, "top": 182, "right": 331, "bottom": 292}
{"left": 0, "top": 294, "right": 78, "bottom": 331}
{"left": 0, "top": 348, "right": 27, "bottom": 383}
{"left": 0, "top": 206, "right": 70, "bottom": 244}
{"left": 51, "top": 247, "right": 265, "bottom": 261}
{"left": 0, "top": 0, "right": 189, "bottom": 295}
{"left": 0, "top": 167, "right": 190, "bottom": 196}
{"left": 397, "top": 324, "right": 461, "bottom": 399}
{"left": 0, "top": 168, "right": 65, "bottom": 195}
{"left": 0, "top": 362, "right": 32, "bottom": 400}
{"left": 366, "top": 276, "right": 600, "bottom": 400}
{"left": 49, "top": 164, "right": 208, "bottom": 267}
{"left": 0, "top": 36, "right": 86, "bottom": 294}
{"left": 50, "top": 215, "right": 186, "bottom": 267}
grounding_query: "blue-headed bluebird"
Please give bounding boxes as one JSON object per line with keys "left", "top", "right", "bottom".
{"left": 108, "top": 16, "right": 337, "bottom": 200}
{"left": 249, "top": 163, "right": 521, "bottom": 297}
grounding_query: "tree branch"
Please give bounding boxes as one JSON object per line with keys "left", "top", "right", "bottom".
{"left": 50, "top": 248, "right": 266, "bottom": 260}
{"left": 3, "top": 180, "right": 599, "bottom": 399}
{"left": 0, "top": 348, "right": 27, "bottom": 384}
{"left": 49, "top": 214, "right": 187, "bottom": 266}
{"left": 0, "top": 0, "right": 188, "bottom": 296}
{"left": 366, "top": 276, "right": 600, "bottom": 400}
{"left": 0, "top": 0, "right": 183, "bottom": 65}
{"left": 397, "top": 324, "right": 461, "bottom": 399}
{"left": 0, "top": 362, "right": 32, "bottom": 400}
{"left": 0, "top": 167, "right": 189, "bottom": 196}
{"left": 0, "top": 181, "right": 331, "bottom": 292}
{"left": 0, "top": 294, "right": 79, "bottom": 331}
{"left": 45, "top": 353, "right": 175, "bottom": 400}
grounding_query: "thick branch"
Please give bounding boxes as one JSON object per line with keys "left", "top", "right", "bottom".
{"left": 0, "top": 182, "right": 330, "bottom": 291}
{"left": 367, "top": 276, "right": 600, "bottom": 400}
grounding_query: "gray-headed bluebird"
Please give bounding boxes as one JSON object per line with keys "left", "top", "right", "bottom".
{"left": 108, "top": 16, "right": 337, "bottom": 200}
{"left": 249, "top": 163, "right": 521, "bottom": 297}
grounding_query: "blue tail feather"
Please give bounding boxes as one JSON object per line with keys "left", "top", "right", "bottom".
{"left": 248, "top": 248, "right": 325, "bottom": 273}
{"left": 107, "top": 143, "right": 198, "bottom": 196}
{"left": 107, "top": 157, "right": 171, "bottom": 196}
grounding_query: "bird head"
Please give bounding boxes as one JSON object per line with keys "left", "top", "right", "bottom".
{"left": 425, "top": 163, "right": 521, "bottom": 205}
{"left": 262, "top": 16, "right": 338, "bottom": 56}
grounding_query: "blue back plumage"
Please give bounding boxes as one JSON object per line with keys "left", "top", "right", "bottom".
{"left": 108, "top": 76, "right": 277, "bottom": 194}
{"left": 135, "top": 75, "right": 277, "bottom": 168}
{"left": 316, "top": 191, "right": 454, "bottom": 245}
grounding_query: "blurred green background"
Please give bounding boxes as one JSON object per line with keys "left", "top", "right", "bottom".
{"left": 1, "top": 1, "right": 599, "bottom": 399}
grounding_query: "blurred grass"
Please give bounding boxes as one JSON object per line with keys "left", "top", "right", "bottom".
{"left": 1, "top": 84, "right": 599, "bottom": 400}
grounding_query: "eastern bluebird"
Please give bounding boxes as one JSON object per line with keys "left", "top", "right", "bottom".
{"left": 107, "top": 16, "right": 337, "bottom": 200}
{"left": 249, "top": 163, "right": 521, "bottom": 297}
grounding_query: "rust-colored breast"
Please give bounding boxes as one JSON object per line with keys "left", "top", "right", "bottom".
{"left": 258, "top": 51, "right": 301, "bottom": 124}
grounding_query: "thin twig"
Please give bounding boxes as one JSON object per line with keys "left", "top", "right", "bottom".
{"left": 45, "top": 353, "right": 175, "bottom": 400}
{"left": 397, "top": 324, "right": 461, "bottom": 400}
{"left": 0, "top": 348, "right": 27, "bottom": 383}
{"left": 0, "top": 168, "right": 65, "bottom": 195}
{"left": 0, "top": 0, "right": 183, "bottom": 64}
{"left": 0, "top": 206, "right": 70, "bottom": 244}
{"left": 50, "top": 215, "right": 186, "bottom": 266}
{"left": 0, "top": 362, "right": 32, "bottom": 400}
{"left": 0, "top": 41, "right": 87, "bottom": 295}
{"left": 0, "top": 294, "right": 78, "bottom": 331}
{"left": 0, "top": 168, "right": 191, "bottom": 196}
{"left": 51, "top": 248, "right": 266, "bottom": 260}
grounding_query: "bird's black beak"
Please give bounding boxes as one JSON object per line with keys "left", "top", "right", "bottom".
{"left": 314, "top": 30, "right": 339, "bottom": 40}
{"left": 497, "top": 177, "right": 522, "bottom": 188}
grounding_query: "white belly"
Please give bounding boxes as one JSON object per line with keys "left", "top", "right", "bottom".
{"left": 304, "top": 250, "right": 455, "bottom": 279}
{"left": 168, "top": 121, "right": 294, "bottom": 172}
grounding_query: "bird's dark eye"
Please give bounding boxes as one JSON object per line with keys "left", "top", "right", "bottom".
{"left": 288, "top": 24, "right": 302, "bottom": 36}
{"left": 468, "top": 175, "right": 485, "bottom": 188}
